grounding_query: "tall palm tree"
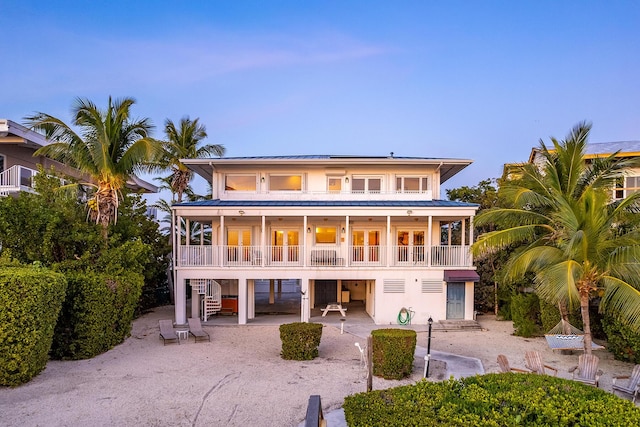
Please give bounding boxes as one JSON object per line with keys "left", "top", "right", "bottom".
{"left": 160, "top": 117, "right": 225, "bottom": 203}
{"left": 24, "top": 97, "right": 163, "bottom": 235}
{"left": 472, "top": 122, "right": 640, "bottom": 354}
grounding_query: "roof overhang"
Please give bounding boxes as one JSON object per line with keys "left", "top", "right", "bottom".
{"left": 444, "top": 270, "right": 480, "bottom": 282}
{"left": 0, "top": 119, "right": 51, "bottom": 149}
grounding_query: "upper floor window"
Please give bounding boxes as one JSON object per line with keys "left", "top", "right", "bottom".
{"left": 225, "top": 174, "right": 257, "bottom": 191}
{"left": 327, "top": 177, "right": 342, "bottom": 193}
{"left": 615, "top": 176, "right": 640, "bottom": 200}
{"left": 352, "top": 176, "right": 382, "bottom": 193}
{"left": 269, "top": 174, "right": 302, "bottom": 191}
{"left": 396, "top": 176, "right": 429, "bottom": 193}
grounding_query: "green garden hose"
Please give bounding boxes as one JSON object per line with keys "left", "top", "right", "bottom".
{"left": 397, "top": 307, "right": 411, "bottom": 325}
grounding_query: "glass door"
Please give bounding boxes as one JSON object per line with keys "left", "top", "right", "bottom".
{"left": 271, "top": 229, "right": 300, "bottom": 263}
{"left": 397, "top": 230, "right": 425, "bottom": 264}
{"left": 227, "top": 229, "right": 252, "bottom": 263}
{"left": 352, "top": 230, "right": 380, "bottom": 263}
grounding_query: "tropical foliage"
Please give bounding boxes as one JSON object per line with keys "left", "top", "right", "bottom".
{"left": 472, "top": 122, "right": 640, "bottom": 353}
{"left": 24, "top": 97, "right": 164, "bottom": 233}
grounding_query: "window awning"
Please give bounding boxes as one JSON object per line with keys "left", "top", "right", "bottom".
{"left": 444, "top": 270, "right": 480, "bottom": 282}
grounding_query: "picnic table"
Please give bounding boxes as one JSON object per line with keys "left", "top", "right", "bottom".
{"left": 321, "top": 303, "right": 347, "bottom": 317}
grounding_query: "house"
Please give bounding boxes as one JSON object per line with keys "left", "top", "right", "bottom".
{"left": 0, "top": 118, "right": 157, "bottom": 196}
{"left": 171, "top": 154, "right": 480, "bottom": 326}
{"left": 504, "top": 141, "right": 640, "bottom": 200}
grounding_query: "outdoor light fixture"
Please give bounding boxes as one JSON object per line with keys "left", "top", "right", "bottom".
{"left": 407, "top": 210, "right": 413, "bottom": 216}
{"left": 307, "top": 227, "right": 311, "bottom": 233}
{"left": 341, "top": 227, "right": 345, "bottom": 234}
{"left": 425, "top": 316, "right": 433, "bottom": 378}
{"left": 238, "top": 210, "right": 245, "bottom": 216}
{"left": 261, "top": 176, "right": 265, "bottom": 183}
{"left": 345, "top": 177, "right": 349, "bottom": 183}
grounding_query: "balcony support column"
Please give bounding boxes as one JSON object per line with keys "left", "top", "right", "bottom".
{"left": 261, "top": 216, "right": 266, "bottom": 267}
{"left": 386, "top": 215, "right": 391, "bottom": 267}
{"left": 303, "top": 216, "right": 308, "bottom": 267}
{"left": 238, "top": 277, "right": 248, "bottom": 325}
{"left": 427, "top": 216, "right": 432, "bottom": 268}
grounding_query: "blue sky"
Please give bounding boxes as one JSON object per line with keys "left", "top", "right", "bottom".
{"left": 2, "top": 1, "right": 639, "bottom": 196}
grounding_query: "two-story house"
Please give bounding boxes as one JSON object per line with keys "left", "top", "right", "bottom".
{"left": 0, "top": 118, "right": 157, "bottom": 196}
{"left": 171, "top": 155, "right": 480, "bottom": 326}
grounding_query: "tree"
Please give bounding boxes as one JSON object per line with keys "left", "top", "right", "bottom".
{"left": 160, "top": 117, "right": 225, "bottom": 203}
{"left": 472, "top": 122, "right": 640, "bottom": 354}
{"left": 24, "top": 97, "right": 163, "bottom": 235}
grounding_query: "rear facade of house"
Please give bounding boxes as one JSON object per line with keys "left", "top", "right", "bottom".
{"left": 171, "top": 155, "right": 480, "bottom": 326}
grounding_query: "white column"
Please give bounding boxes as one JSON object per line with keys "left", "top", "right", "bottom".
{"left": 220, "top": 215, "right": 225, "bottom": 266}
{"left": 300, "top": 277, "right": 310, "bottom": 322}
{"left": 261, "top": 216, "right": 266, "bottom": 267}
{"left": 344, "top": 215, "right": 349, "bottom": 267}
{"left": 238, "top": 277, "right": 248, "bottom": 325}
{"left": 186, "top": 219, "right": 190, "bottom": 246}
{"left": 427, "top": 215, "right": 432, "bottom": 268}
{"left": 175, "top": 272, "right": 187, "bottom": 324}
{"left": 386, "top": 215, "right": 391, "bottom": 267}
{"left": 191, "top": 286, "right": 199, "bottom": 320}
{"left": 303, "top": 215, "right": 308, "bottom": 267}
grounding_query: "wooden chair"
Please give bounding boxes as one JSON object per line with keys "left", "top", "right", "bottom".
{"left": 159, "top": 319, "right": 179, "bottom": 345}
{"left": 525, "top": 350, "right": 558, "bottom": 376}
{"left": 569, "top": 354, "right": 603, "bottom": 387}
{"left": 188, "top": 317, "right": 211, "bottom": 343}
{"left": 612, "top": 364, "right": 640, "bottom": 403}
{"left": 497, "top": 354, "right": 528, "bottom": 373}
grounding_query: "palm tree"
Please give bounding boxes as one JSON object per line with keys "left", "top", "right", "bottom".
{"left": 25, "top": 97, "right": 163, "bottom": 235}
{"left": 472, "top": 122, "right": 640, "bottom": 354}
{"left": 160, "top": 117, "right": 224, "bottom": 203}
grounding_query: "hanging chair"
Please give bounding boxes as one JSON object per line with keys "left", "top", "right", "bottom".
{"left": 544, "top": 320, "right": 604, "bottom": 351}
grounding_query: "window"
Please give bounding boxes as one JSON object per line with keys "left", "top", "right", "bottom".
{"left": 315, "top": 226, "right": 337, "bottom": 244}
{"left": 225, "top": 174, "right": 256, "bottom": 191}
{"left": 0, "top": 154, "right": 4, "bottom": 173}
{"left": 328, "top": 177, "right": 342, "bottom": 193}
{"left": 352, "top": 176, "right": 382, "bottom": 193}
{"left": 396, "top": 176, "right": 429, "bottom": 193}
{"left": 615, "top": 176, "right": 640, "bottom": 200}
{"left": 269, "top": 174, "right": 302, "bottom": 191}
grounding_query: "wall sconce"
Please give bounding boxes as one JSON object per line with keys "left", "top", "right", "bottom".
{"left": 407, "top": 210, "right": 413, "bottom": 216}
{"left": 238, "top": 210, "right": 245, "bottom": 216}
{"left": 261, "top": 176, "right": 265, "bottom": 183}
{"left": 341, "top": 227, "right": 345, "bottom": 234}
{"left": 345, "top": 177, "right": 349, "bottom": 183}
{"left": 307, "top": 227, "right": 312, "bottom": 233}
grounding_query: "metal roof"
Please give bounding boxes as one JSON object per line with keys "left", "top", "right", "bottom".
{"left": 174, "top": 199, "right": 479, "bottom": 208}
{"left": 585, "top": 141, "right": 640, "bottom": 155}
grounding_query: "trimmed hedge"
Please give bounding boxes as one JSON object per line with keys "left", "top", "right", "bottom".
{"left": 371, "top": 328, "right": 416, "bottom": 380}
{"left": 50, "top": 270, "right": 143, "bottom": 360}
{"left": 0, "top": 266, "right": 66, "bottom": 386}
{"left": 602, "top": 315, "right": 640, "bottom": 363}
{"left": 279, "top": 322, "right": 323, "bottom": 360}
{"left": 344, "top": 373, "right": 640, "bottom": 426}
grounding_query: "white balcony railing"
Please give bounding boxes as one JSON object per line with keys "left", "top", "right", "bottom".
{"left": 178, "top": 244, "right": 472, "bottom": 268}
{"left": 0, "top": 165, "right": 38, "bottom": 196}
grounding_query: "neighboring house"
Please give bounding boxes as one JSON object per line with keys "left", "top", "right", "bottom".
{"left": 171, "top": 155, "right": 480, "bottom": 326}
{"left": 504, "top": 141, "right": 640, "bottom": 201}
{"left": 0, "top": 118, "right": 157, "bottom": 196}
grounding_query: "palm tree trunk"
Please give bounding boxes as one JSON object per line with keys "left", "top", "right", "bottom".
{"left": 580, "top": 293, "right": 593, "bottom": 355}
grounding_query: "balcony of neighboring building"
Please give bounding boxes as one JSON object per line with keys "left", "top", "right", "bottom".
{"left": 0, "top": 165, "right": 38, "bottom": 196}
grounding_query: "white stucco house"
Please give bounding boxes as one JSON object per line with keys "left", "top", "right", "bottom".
{"left": 171, "top": 154, "right": 480, "bottom": 326}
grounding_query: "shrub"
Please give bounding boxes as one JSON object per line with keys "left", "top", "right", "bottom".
{"left": 371, "top": 328, "right": 416, "bottom": 380}
{"left": 50, "top": 269, "right": 143, "bottom": 360}
{"left": 0, "top": 265, "right": 66, "bottom": 386}
{"left": 279, "top": 322, "right": 323, "bottom": 360}
{"left": 511, "top": 293, "right": 540, "bottom": 337}
{"left": 602, "top": 315, "right": 640, "bottom": 364}
{"left": 343, "top": 373, "right": 640, "bottom": 426}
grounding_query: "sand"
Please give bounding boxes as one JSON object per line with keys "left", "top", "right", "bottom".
{"left": 0, "top": 306, "right": 636, "bottom": 426}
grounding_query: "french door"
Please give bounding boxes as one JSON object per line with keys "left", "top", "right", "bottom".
{"left": 397, "top": 230, "right": 425, "bottom": 264}
{"left": 351, "top": 230, "right": 381, "bottom": 263}
{"left": 271, "top": 229, "right": 300, "bottom": 263}
{"left": 227, "top": 229, "right": 252, "bottom": 263}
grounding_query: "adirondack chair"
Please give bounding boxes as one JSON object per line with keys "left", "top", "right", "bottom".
{"left": 159, "top": 319, "right": 179, "bottom": 345}
{"left": 524, "top": 350, "right": 558, "bottom": 376}
{"left": 612, "top": 365, "right": 640, "bottom": 403}
{"left": 497, "top": 355, "right": 528, "bottom": 373}
{"left": 569, "top": 354, "right": 603, "bottom": 387}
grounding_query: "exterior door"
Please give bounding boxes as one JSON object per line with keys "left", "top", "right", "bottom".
{"left": 227, "top": 229, "right": 252, "bottom": 263}
{"left": 315, "top": 280, "right": 337, "bottom": 306}
{"left": 397, "top": 230, "right": 425, "bottom": 263}
{"left": 351, "top": 230, "right": 380, "bottom": 262}
{"left": 271, "top": 229, "right": 300, "bottom": 263}
{"left": 446, "top": 282, "right": 465, "bottom": 319}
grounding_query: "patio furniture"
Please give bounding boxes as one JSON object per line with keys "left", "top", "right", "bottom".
{"left": 569, "top": 354, "right": 602, "bottom": 387}
{"left": 524, "top": 350, "right": 558, "bottom": 376}
{"left": 188, "top": 317, "right": 211, "bottom": 343}
{"left": 159, "top": 319, "right": 179, "bottom": 345}
{"left": 176, "top": 329, "right": 189, "bottom": 342}
{"left": 321, "top": 303, "right": 347, "bottom": 317}
{"left": 545, "top": 320, "right": 605, "bottom": 351}
{"left": 497, "top": 354, "right": 528, "bottom": 373}
{"left": 612, "top": 364, "right": 640, "bottom": 403}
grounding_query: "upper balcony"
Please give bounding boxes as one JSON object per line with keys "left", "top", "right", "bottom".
{"left": 177, "top": 244, "right": 472, "bottom": 269}
{"left": 0, "top": 165, "right": 37, "bottom": 197}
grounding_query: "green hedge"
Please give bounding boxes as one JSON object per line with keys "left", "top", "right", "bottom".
{"left": 0, "top": 266, "right": 66, "bottom": 386}
{"left": 344, "top": 373, "right": 640, "bottom": 426}
{"left": 371, "top": 329, "right": 416, "bottom": 380}
{"left": 50, "top": 270, "right": 143, "bottom": 360}
{"left": 602, "top": 315, "right": 640, "bottom": 364}
{"left": 279, "top": 322, "right": 323, "bottom": 360}
{"left": 511, "top": 293, "right": 540, "bottom": 337}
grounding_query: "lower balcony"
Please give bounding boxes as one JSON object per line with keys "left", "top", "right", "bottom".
{"left": 177, "top": 244, "right": 471, "bottom": 268}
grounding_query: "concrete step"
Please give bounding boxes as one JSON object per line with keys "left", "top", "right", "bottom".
{"left": 437, "top": 320, "right": 483, "bottom": 331}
